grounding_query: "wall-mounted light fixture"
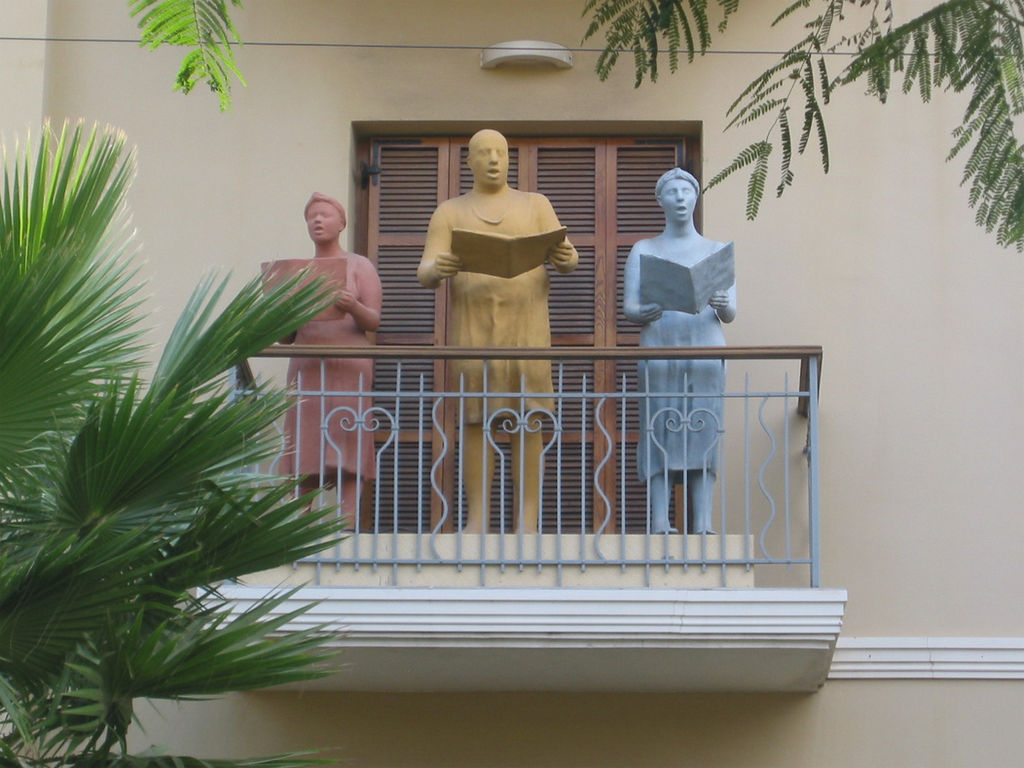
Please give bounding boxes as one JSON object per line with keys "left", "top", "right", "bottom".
{"left": 480, "top": 40, "right": 573, "bottom": 70}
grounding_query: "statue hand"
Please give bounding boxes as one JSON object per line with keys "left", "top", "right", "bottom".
{"left": 708, "top": 290, "right": 730, "bottom": 310}
{"left": 435, "top": 251, "right": 462, "bottom": 278}
{"left": 335, "top": 289, "right": 357, "bottom": 311}
{"left": 637, "top": 302, "right": 663, "bottom": 324}
{"left": 547, "top": 240, "right": 575, "bottom": 269}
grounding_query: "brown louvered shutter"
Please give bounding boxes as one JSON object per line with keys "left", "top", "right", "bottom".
{"left": 369, "top": 140, "right": 450, "bottom": 346}
{"left": 608, "top": 142, "right": 689, "bottom": 531}
{"left": 360, "top": 135, "right": 697, "bottom": 532}
{"left": 363, "top": 140, "right": 450, "bottom": 529}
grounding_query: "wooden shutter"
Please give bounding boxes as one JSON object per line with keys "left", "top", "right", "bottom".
{"left": 362, "top": 140, "right": 449, "bottom": 530}
{"left": 608, "top": 142, "right": 687, "bottom": 531}
{"left": 359, "top": 135, "right": 697, "bottom": 532}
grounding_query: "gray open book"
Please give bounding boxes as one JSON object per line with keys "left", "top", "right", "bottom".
{"left": 639, "top": 241, "right": 734, "bottom": 314}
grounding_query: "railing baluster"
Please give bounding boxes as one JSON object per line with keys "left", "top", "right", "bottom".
{"left": 555, "top": 362, "right": 564, "bottom": 586}
{"left": 783, "top": 371, "right": 792, "bottom": 567}
{"left": 416, "top": 370, "right": 426, "bottom": 570}
{"left": 579, "top": 373, "right": 588, "bottom": 573}
{"left": 744, "top": 373, "right": 752, "bottom": 574}
{"left": 618, "top": 372, "right": 628, "bottom": 572}
{"left": 237, "top": 345, "right": 822, "bottom": 588}
{"left": 808, "top": 354, "right": 821, "bottom": 588}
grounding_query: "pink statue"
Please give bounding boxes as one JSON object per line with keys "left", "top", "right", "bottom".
{"left": 264, "top": 193, "right": 383, "bottom": 520}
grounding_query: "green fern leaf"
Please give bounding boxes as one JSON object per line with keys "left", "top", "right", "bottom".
{"left": 773, "top": 0, "right": 815, "bottom": 27}
{"left": 129, "top": 0, "right": 245, "bottom": 110}
{"left": 745, "top": 142, "right": 772, "bottom": 219}
{"left": 777, "top": 106, "right": 795, "bottom": 196}
{"left": 707, "top": 140, "right": 772, "bottom": 188}
{"left": 732, "top": 97, "right": 789, "bottom": 129}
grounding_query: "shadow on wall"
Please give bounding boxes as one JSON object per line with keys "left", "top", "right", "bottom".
{"left": 132, "top": 690, "right": 819, "bottom": 767}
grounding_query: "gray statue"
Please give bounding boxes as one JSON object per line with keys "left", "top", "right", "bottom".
{"left": 623, "top": 168, "right": 737, "bottom": 534}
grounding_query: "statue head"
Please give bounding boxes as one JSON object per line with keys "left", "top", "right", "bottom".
{"left": 655, "top": 168, "right": 700, "bottom": 200}
{"left": 304, "top": 192, "right": 346, "bottom": 244}
{"left": 655, "top": 168, "right": 700, "bottom": 226}
{"left": 467, "top": 129, "right": 510, "bottom": 192}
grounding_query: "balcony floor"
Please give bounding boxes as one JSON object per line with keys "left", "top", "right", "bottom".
{"left": 223, "top": 583, "right": 847, "bottom": 692}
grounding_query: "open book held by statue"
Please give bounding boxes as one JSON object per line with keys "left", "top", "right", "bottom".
{"left": 450, "top": 226, "right": 567, "bottom": 279}
{"left": 639, "top": 241, "right": 734, "bottom": 315}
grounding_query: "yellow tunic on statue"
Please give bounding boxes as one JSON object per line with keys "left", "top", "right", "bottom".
{"left": 421, "top": 188, "right": 576, "bottom": 423}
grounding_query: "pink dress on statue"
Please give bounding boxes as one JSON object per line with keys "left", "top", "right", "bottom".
{"left": 280, "top": 253, "right": 382, "bottom": 482}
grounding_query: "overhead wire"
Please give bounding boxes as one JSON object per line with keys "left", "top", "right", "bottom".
{"left": 0, "top": 35, "right": 872, "bottom": 57}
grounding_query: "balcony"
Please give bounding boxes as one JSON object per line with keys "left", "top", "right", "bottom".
{"left": 225, "top": 345, "right": 846, "bottom": 692}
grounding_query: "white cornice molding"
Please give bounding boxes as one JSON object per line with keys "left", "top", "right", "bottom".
{"left": 830, "top": 637, "right": 1024, "bottom": 679}
{"left": 223, "top": 586, "right": 1024, "bottom": 683}
{"left": 222, "top": 586, "right": 847, "bottom": 691}
{"left": 223, "top": 586, "right": 847, "bottom": 647}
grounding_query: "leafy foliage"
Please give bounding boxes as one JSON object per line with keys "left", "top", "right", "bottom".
{"left": 843, "top": 0, "right": 1024, "bottom": 248}
{"left": 121, "top": 1, "right": 1022, "bottom": 247}
{"left": 0, "top": 122, "right": 342, "bottom": 768}
{"left": 584, "top": 0, "right": 1024, "bottom": 250}
{"left": 583, "top": 0, "right": 740, "bottom": 85}
{"left": 129, "top": 0, "right": 246, "bottom": 110}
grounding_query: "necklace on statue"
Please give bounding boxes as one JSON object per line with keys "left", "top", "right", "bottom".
{"left": 471, "top": 201, "right": 508, "bottom": 225}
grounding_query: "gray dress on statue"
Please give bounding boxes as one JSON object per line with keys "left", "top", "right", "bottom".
{"left": 637, "top": 302, "right": 727, "bottom": 480}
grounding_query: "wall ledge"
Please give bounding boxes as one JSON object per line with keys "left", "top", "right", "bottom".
{"left": 222, "top": 585, "right": 847, "bottom": 692}
{"left": 830, "top": 637, "right": 1024, "bottom": 679}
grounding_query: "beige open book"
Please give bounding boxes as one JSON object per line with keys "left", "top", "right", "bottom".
{"left": 451, "top": 227, "right": 567, "bottom": 279}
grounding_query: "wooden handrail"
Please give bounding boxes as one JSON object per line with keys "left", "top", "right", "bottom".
{"left": 249, "top": 344, "right": 823, "bottom": 415}
{"left": 255, "top": 343, "right": 822, "bottom": 362}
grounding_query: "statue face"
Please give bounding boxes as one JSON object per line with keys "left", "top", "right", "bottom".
{"left": 305, "top": 200, "right": 344, "bottom": 244}
{"left": 657, "top": 178, "right": 698, "bottom": 223}
{"left": 467, "top": 131, "right": 509, "bottom": 191}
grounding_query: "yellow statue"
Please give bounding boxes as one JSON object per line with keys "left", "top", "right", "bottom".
{"left": 418, "top": 129, "right": 578, "bottom": 533}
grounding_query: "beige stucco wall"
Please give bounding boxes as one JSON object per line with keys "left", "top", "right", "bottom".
{"left": 1, "top": 1, "right": 46, "bottom": 138}
{"left": 137, "top": 684, "right": 1024, "bottom": 768}
{"left": 6, "top": 0, "right": 1022, "bottom": 764}
{"left": 34, "top": 0, "right": 1023, "bottom": 633}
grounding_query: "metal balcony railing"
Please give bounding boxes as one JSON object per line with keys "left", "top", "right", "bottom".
{"left": 234, "top": 345, "right": 822, "bottom": 587}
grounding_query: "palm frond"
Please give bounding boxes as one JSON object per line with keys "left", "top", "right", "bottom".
{"left": 54, "top": 595, "right": 321, "bottom": 729}
{"left": 155, "top": 481, "right": 343, "bottom": 590}
{"left": 1, "top": 123, "right": 341, "bottom": 766}
{"left": 0, "top": 522, "right": 166, "bottom": 684}
{"left": 152, "top": 271, "right": 329, "bottom": 401}
{"left": 104, "top": 753, "right": 323, "bottom": 768}
{"left": 0, "top": 122, "right": 143, "bottom": 492}
{"left": 0, "top": 672, "right": 34, "bottom": 748}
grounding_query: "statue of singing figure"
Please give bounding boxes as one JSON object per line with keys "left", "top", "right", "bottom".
{"left": 263, "top": 193, "right": 382, "bottom": 522}
{"left": 417, "top": 129, "right": 578, "bottom": 533}
{"left": 623, "top": 168, "right": 736, "bottom": 535}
